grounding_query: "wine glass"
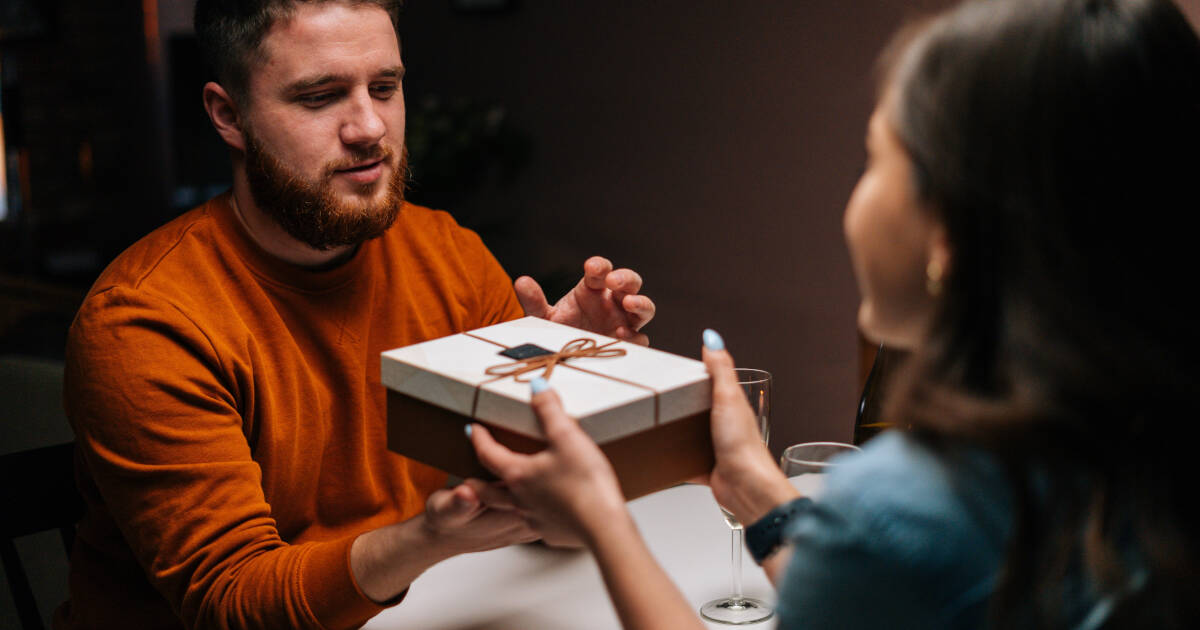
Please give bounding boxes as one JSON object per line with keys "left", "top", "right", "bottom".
{"left": 701, "top": 368, "right": 773, "bottom": 625}
{"left": 780, "top": 442, "right": 861, "bottom": 497}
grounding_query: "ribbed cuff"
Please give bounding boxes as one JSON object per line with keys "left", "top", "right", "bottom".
{"left": 298, "top": 535, "right": 404, "bottom": 629}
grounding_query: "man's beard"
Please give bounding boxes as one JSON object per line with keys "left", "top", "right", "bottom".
{"left": 243, "top": 131, "right": 408, "bottom": 251}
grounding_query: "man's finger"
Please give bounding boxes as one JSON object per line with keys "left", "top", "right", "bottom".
{"left": 528, "top": 383, "right": 578, "bottom": 443}
{"left": 470, "top": 423, "right": 525, "bottom": 478}
{"left": 426, "top": 485, "right": 482, "bottom": 526}
{"left": 583, "top": 256, "right": 613, "bottom": 290}
{"left": 465, "top": 478, "right": 520, "bottom": 511}
{"left": 514, "top": 276, "right": 552, "bottom": 318}
{"left": 612, "top": 326, "right": 650, "bottom": 346}
{"left": 621, "top": 294, "right": 656, "bottom": 331}
{"left": 605, "top": 268, "right": 643, "bottom": 296}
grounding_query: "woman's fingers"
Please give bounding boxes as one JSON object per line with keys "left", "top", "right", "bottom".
{"left": 469, "top": 422, "right": 524, "bottom": 478}
{"left": 701, "top": 329, "right": 745, "bottom": 405}
{"left": 528, "top": 378, "right": 579, "bottom": 443}
{"left": 701, "top": 329, "right": 764, "bottom": 448}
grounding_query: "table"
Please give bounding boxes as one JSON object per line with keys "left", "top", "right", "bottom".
{"left": 364, "top": 476, "right": 822, "bottom": 630}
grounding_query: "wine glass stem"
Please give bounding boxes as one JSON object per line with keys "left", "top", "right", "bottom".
{"left": 731, "top": 528, "right": 745, "bottom": 602}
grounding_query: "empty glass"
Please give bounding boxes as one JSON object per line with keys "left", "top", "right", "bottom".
{"left": 780, "top": 442, "right": 861, "bottom": 497}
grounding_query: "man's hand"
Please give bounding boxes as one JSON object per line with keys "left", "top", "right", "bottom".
{"left": 515, "top": 256, "right": 655, "bottom": 346}
{"left": 350, "top": 479, "right": 538, "bottom": 604}
{"left": 421, "top": 479, "right": 541, "bottom": 556}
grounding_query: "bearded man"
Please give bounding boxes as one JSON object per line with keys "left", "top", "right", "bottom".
{"left": 56, "top": 1, "right": 654, "bottom": 628}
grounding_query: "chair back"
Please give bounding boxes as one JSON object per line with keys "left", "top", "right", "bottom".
{"left": 1, "top": 442, "right": 83, "bottom": 630}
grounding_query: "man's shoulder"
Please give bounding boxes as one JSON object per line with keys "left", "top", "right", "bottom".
{"left": 79, "top": 198, "right": 242, "bottom": 326}
{"left": 91, "top": 201, "right": 225, "bottom": 294}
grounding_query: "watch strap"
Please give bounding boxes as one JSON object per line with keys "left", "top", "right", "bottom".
{"left": 745, "top": 497, "right": 813, "bottom": 564}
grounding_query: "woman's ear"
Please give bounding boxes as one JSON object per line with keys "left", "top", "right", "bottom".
{"left": 926, "top": 225, "right": 952, "bottom": 295}
{"left": 202, "top": 82, "right": 247, "bottom": 152}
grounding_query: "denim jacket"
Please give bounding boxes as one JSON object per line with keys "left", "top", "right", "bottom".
{"left": 772, "top": 432, "right": 1128, "bottom": 629}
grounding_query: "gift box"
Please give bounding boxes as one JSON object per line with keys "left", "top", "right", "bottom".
{"left": 381, "top": 316, "right": 713, "bottom": 499}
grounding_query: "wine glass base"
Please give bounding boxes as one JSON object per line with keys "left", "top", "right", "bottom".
{"left": 700, "top": 597, "right": 774, "bottom": 625}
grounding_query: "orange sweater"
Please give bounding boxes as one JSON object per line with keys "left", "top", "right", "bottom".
{"left": 57, "top": 193, "right": 524, "bottom": 629}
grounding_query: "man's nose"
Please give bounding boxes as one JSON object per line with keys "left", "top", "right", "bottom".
{"left": 340, "top": 90, "right": 387, "bottom": 146}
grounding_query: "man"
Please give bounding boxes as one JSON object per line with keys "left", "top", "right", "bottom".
{"left": 56, "top": 1, "right": 653, "bottom": 628}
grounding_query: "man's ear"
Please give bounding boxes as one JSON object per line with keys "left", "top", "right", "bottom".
{"left": 202, "top": 82, "right": 247, "bottom": 152}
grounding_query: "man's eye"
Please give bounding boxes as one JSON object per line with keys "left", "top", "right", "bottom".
{"left": 370, "top": 84, "right": 399, "bottom": 99}
{"left": 298, "top": 93, "right": 334, "bottom": 107}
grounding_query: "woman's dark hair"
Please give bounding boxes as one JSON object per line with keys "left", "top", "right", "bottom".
{"left": 880, "top": 0, "right": 1200, "bottom": 626}
{"left": 194, "top": 0, "right": 402, "bottom": 105}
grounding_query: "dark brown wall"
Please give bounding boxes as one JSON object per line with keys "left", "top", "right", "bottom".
{"left": 1, "top": 1, "right": 168, "bottom": 281}
{"left": 6, "top": 0, "right": 960, "bottom": 452}
{"left": 397, "top": 0, "right": 951, "bottom": 452}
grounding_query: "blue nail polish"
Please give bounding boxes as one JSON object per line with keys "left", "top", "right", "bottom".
{"left": 703, "top": 329, "right": 725, "bottom": 351}
{"left": 530, "top": 376, "right": 550, "bottom": 394}
{"left": 464, "top": 423, "right": 473, "bottom": 438}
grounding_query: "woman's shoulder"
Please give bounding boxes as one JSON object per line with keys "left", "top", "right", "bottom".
{"left": 777, "top": 432, "right": 1013, "bottom": 628}
{"left": 821, "top": 431, "right": 1011, "bottom": 543}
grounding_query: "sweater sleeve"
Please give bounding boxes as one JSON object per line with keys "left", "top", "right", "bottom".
{"left": 65, "top": 286, "right": 389, "bottom": 630}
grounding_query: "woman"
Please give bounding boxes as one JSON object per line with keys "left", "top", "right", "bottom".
{"left": 469, "top": 0, "right": 1200, "bottom": 627}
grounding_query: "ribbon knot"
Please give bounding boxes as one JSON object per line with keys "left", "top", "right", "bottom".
{"left": 484, "top": 337, "right": 626, "bottom": 382}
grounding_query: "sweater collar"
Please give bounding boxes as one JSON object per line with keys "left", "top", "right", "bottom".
{"left": 207, "top": 191, "right": 371, "bottom": 293}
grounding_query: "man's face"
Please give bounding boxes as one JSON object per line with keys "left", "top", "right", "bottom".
{"left": 239, "top": 2, "right": 406, "bottom": 250}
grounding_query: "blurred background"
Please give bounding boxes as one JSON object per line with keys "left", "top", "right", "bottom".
{"left": 5, "top": 1, "right": 1196, "bottom": 626}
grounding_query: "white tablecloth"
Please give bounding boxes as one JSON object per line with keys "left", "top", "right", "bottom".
{"left": 364, "top": 476, "right": 822, "bottom": 629}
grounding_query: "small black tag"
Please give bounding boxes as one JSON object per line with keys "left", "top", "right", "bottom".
{"left": 499, "top": 343, "right": 554, "bottom": 360}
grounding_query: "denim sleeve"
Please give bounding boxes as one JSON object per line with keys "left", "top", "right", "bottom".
{"left": 773, "top": 432, "right": 1011, "bottom": 630}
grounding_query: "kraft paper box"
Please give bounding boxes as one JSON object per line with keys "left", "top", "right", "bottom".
{"left": 381, "top": 316, "right": 713, "bottom": 499}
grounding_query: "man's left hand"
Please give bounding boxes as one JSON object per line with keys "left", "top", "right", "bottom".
{"left": 515, "top": 256, "right": 655, "bottom": 346}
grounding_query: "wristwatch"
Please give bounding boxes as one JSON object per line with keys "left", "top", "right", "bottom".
{"left": 745, "top": 497, "right": 812, "bottom": 564}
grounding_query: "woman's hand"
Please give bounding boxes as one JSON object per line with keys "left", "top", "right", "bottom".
{"left": 473, "top": 378, "right": 708, "bottom": 630}
{"left": 469, "top": 378, "right": 629, "bottom": 547}
{"left": 699, "top": 329, "right": 799, "bottom": 526}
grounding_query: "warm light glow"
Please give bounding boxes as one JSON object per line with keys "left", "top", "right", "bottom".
{"left": 143, "top": 0, "right": 161, "bottom": 67}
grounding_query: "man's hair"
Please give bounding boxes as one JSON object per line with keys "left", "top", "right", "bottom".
{"left": 194, "top": 0, "right": 401, "bottom": 105}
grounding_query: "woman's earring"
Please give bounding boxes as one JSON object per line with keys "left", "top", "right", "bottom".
{"left": 926, "top": 259, "right": 944, "bottom": 296}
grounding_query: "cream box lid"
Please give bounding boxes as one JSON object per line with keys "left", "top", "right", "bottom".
{"left": 381, "top": 317, "right": 711, "bottom": 442}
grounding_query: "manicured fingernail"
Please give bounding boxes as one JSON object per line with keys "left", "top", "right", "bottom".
{"left": 703, "top": 329, "right": 725, "bottom": 351}
{"left": 464, "top": 423, "right": 473, "bottom": 439}
{"left": 530, "top": 376, "right": 550, "bottom": 394}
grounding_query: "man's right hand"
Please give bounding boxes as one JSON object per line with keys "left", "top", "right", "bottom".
{"left": 421, "top": 478, "right": 540, "bottom": 556}
{"left": 349, "top": 479, "right": 538, "bottom": 604}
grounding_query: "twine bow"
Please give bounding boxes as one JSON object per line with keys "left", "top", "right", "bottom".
{"left": 484, "top": 338, "right": 626, "bottom": 383}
